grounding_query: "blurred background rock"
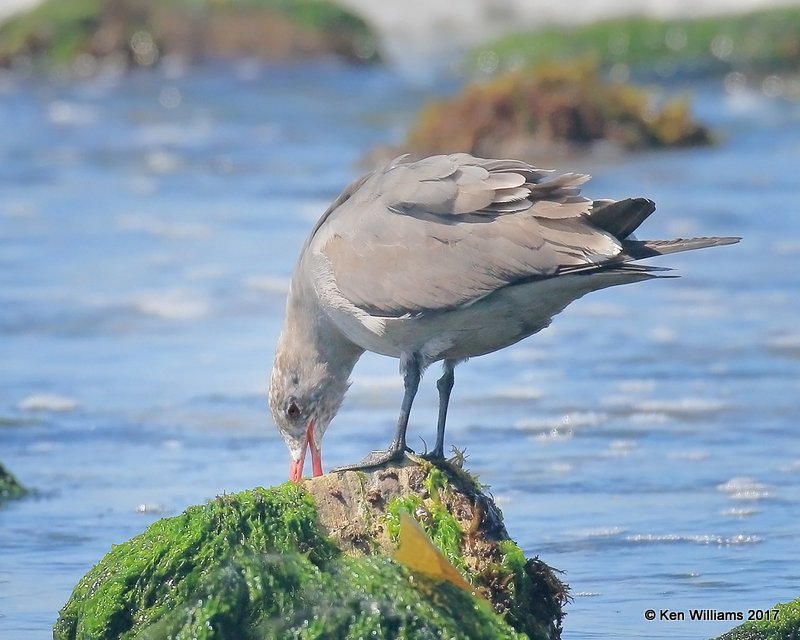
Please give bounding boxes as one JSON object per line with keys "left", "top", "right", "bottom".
{"left": 1, "top": 0, "right": 797, "bottom": 160}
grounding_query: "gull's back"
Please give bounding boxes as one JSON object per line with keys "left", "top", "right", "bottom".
{"left": 296, "top": 153, "right": 738, "bottom": 363}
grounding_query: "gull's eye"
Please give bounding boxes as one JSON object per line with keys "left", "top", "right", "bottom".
{"left": 286, "top": 400, "right": 301, "bottom": 419}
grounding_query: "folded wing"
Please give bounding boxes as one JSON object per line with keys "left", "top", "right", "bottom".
{"left": 308, "top": 154, "right": 689, "bottom": 318}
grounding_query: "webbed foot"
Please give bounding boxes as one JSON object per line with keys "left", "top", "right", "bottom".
{"left": 419, "top": 448, "right": 445, "bottom": 462}
{"left": 332, "top": 444, "right": 410, "bottom": 472}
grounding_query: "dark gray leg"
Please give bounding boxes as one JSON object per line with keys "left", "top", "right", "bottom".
{"left": 333, "top": 353, "right": 422, "bottom": 471}
{"left": 423, "top": 360, "right": 455, "bottom": 460}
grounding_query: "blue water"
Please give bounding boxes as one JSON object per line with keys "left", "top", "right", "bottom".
{"left": 1, "top": 61, "right": 799, "bottom": 639}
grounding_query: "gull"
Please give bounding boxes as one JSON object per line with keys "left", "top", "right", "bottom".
{"left": 268, "top": 153, "right": 738, "bottom": 481}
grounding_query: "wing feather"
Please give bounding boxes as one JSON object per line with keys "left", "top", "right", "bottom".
{"left": 308, "top": 154, "right": 633, "bottom": 317}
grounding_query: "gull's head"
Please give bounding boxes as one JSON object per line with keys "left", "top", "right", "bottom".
{"left": 268, "top": 337, "right": 351, "bottom": 482}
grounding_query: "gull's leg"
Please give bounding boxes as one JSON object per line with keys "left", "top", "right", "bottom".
{"left": 422, "top": 360, "right": 455, "bottom": 460}
{"left": 334, "top": 353, "right": 422, "bottom": 471}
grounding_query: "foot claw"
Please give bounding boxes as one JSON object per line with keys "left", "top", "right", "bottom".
{"left": 419, "top": 449, "right": 445, "bottom": 462}
{"left": 332, "top": 446, "right": 408, "bottom": 473}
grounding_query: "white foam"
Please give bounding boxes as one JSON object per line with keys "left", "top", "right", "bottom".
{"left": 47, "top": 100, "right": 98, "bottom": 126}
{"left": 634, "top": 397, "right": 728, "bottom": 416}
{"left": 118, "top": 214, "right": 211, "bottom": 240}
{"left": 518, "top": 410, "right": 605, "bottom": 431}
{"left": 18, "top": 393, "right": 79, "bottom": 412}
{"left": 515, "top": 416, "right": 559, "bottom": 430}
{"left": 627, "top": 411, "right": 670, "bottom": 425}
{"left": 135, "top": 503, "right": 169, "bottom": 514}
{"left": 562, "top": 411, "right": 607, "bottom": 428}
{"left": 134, "top": 291, "right": 209, "bottom": 320}
{"left": 137, "top": 123, "right": 195, "bottom": 146}
{"left": 144, "top": 150, "right": 183, "bottom": 174}
{"left": 606, "top": 439, "right": 637, "bottom": 456}
{"left": 2, "top": 200, "right": 38, "bottom": 219}
{"left": 780, "top": 459, "right": 800, "bottom": 473}
{"left": 616, "top": 378, "right": 656, "bottom": 394}
{"left": 626, "top": 533, "right": 761, "bottom": 545}
{"left": 773, "top": 239, "right": 800, "bottom": 256}
{"left": 649, "top": 326, "right": 678, "bottom": 343}
{"left": 667, "top": 449, "right": 710, "bottom": 461}
{"left": 490, "top": 386, "right": 543, "bottom": 401}
{"left": 767, "top": 333, "right": 800, "bottom": 353}
{"left": 721, "top": 507, "right": 761, "bottom": 518}
{"left": 185, "top": 265, "right": 227, "bottom": 281}
{"left": 576, "top": 526, "right": 625, "bottom": 538}
{"left": 717, "top": 477, "right": 771, "bottom": 501}
{"left": 547, "top": 462, "right": 573, "bottom": 474}
{"left": 504, "top": 347, "right": 550, "bottom": 363}
{"left": 28, "top": 440, "right": 57, "bottom": 452}
{"left": 243, "top": 275, "right": 291, "bottom": 295}
{"left": 533, "top": 428, "right": 573, "bottom": 442}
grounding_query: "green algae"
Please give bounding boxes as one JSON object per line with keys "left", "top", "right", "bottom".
{"left": 385, "top": 493, "right": 424, "bottom": 541}
{"left": 139, "top": 553, "right": 524, "bottom": 640}
{"left": 383, "top": 463, "right": 565, "bottom": 640}
{"left": 470, "top": 7, "right": 800, "bottom": 76}
{"left": 219, "top": 0, "right": 369, "bottom": 35}
{"left": 422, "top": 465, "right": 448, "bottom": 495}
{"left": 385, "top": 493, "right": 467, "bottom": 574}
{"left": 0, "top": 462, "right": 27, "bottom": 502}
{"left": 715, "top": 598, "right": 800, "bottom": 640}
{"left": 497, "top": 540, "right": 569, "bottom": 640}
{"left": 0, "top": 0, "right": 378, "bottom": 69}
{"left": 0, "top": 0, "right": 99, "bottom": 65}
{"left": 55, "top": 483, "right": 333, "bottom": 639}
{"left": 54, "top": 481, "right": 530, "bottom": 640}
{"left": 500, "top": 539, "right": 527, "bottom": 575}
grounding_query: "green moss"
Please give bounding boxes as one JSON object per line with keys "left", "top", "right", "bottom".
{"left": 55, "top": 484, "right": 332, "bottom": 639}
{"left": 384, "top": 465, "right": 501, "bottom": 579}
{"left": 0, "top": 0, "right": 100, "bottom": 64}
{"left": 497, "top": 540, "right": 568, "bottom": 640}
{"left": 0, "top": 462, "right": 27, "bottom": 502}
{"left": 0, "top": 0, "right": 377, "bottom": 68}
{"left": 500, "top": 539, "right": 527, "bottom": 574}
{"left": 218, "top": 0, "right": 369, "bottom": 34}
{"left": 385, "top": 494, "right": 423, "bottom": 541}
{"left": 380, "top": 464, "right": 563, "bottom": 640}
{"left": 422, "top": 464, "right": 448, "bottom": 495}
{"left": 471, "top": 7, "right": 800, "bottom": 75}
{"left": 54, "top": 482, "right": 527, "bottom": 640}
{"left": 385, "top": 473, "right": 467, "bottom": 574}
{"left": 715, "top": 598, "right": 800, "bottom": 640}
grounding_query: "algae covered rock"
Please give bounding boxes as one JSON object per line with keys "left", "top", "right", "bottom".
{"left": 715, "top": 598, "right": 800, "bottom": 640}
{"left": 0, "top": 0, "right": 378, "bottom": 70}
{"left": 54, "top": 460, "right": 567, "bottom": 640}
{"left": 0, "top": 462, "right": 27, "bottom": 502}
{"left": 470, "top": 7, "right": 800, "bottom": 77}
{"left": 304, "top": 459, "right": 566, "bottom": 639}
{"left": 404, "top": 61, "right": 710, "bottom": 163}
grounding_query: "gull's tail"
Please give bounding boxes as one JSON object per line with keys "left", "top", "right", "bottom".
{"left": 622, "top": 236, "right": 741, "bottom": 260}
{"left": 585, "top": 195, "right": 740, "bottom": 263}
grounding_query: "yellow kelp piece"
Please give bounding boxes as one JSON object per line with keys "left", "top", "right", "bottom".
{"left": 393, "top": 510, "right": 474, "bottom": 595}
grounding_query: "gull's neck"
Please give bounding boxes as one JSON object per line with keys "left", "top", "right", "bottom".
{"left": 278, "top": 265, "right": 364, "bottom": 382}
